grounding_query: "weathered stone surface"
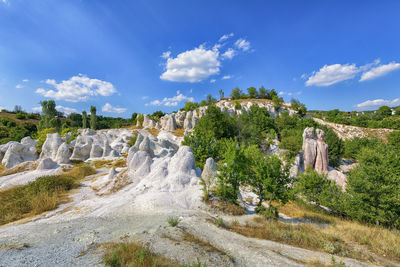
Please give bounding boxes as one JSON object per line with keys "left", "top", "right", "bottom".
{"left": 40, "top": 133, "right": 63, "bottom": 160}
{"left": 55, "top": 142, "right": 71, "bottom": 164}
{"left": 37, "top": 157, "right": 57, "bottom": 170}
{"left": 1, "top": 139, "right": 38, "bottom": 169}
{"left": 302, "top": 127, "right": 328, "bottom": 173}
{"left": 201, "top": 157, "right": 217, "bottom": 190}
{"left": 90, "top": 144, "right": 103, "bottom": 158}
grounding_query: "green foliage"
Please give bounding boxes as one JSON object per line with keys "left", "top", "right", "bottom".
{"left": 128, "top": 135, "right": 137, "bottom": 147}
{"left": 234, "top": 101, "right": 241, "bottom": 110}
{"left": 15, "top": 111, "right": 27, "bottom": 120}
{"left": 82, "top": 111, "right": 87, "bottom": 128}
{"left": 90, "top": 106, "right": 97, "bottom": 130}
{"left": 322, "top": 127, "right": 344, "bottom": 167}
{"left": 35, "top": 128, "right": 56, "bottom": 152}
{"left": 149, "top": 110, "right": 165, "bottom": 122}
{"left": 136, "top": 114, "right": 144, "bottom": 127}
{"left": 290, "top": 98, "right": 307, "bottom": 117}
{"left": 182, "top": 105, "right": 235, "bottom": 168}
{"left": 131, "top": 112, "right": 138, "bottom": 125}
{"left": 218, "top": 89, "right": 224, "bottom": 100}
{"left": 247, "top": 86, "right": 258, "bottom": 99}
{"left": 245, "top": 145, "right": 291, "bottom": 213}
{"left": 258, "top": 86, "right": 269, "bottom": 99}
{"left": 38, "top": 100, "right": 58, "bottom": 130}
{"left": 376, "top": 105, "right": 392, "bottom": 118}
{"left": 167, "top": 217, "right": 179, "bottom": 227}
{"left": 272, "top": 95, "right": 283, "bottom": 110}
{"left": 216, "top": 140, "right": 246, "bottom": 203}
{"left": 387, "top": 131, "right": 400, "bottom": 150}
{"left": 230, "top": 87, "right": 243, "bottom": 100}
{"left": 296, "top": 168, "right": 328, "bottom": 206}
{"left": 343, "top": 137, "right": 382, "bottom": 159}
{"left": 346, "top": 146, "right": 400, "bottom": 227}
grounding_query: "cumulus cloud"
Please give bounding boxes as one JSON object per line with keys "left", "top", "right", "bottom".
{"left": 360, "top": 62, "right": 400, "bottom": 81}
{"left": 355, "top": 98, "right": 400, "bottom": 109}
{"left": 219, "top": 33, "right": 234, "bottom": 42}
{"left": 22, "top": 79, "right": 29, "bottom": 82}
{"left": 102, "top": 103, "right": 127, "bottom": 113}
{"left": 35, "top": 74, "right": 117, "bottom": 102}
{"left": 161, "top": 51, "right": 171, "bottom": 59}
{"left": 141, "top": 96, "right": 149, "bottom": 100}
{"left": 16, "top": 84, "right": 23, "bottom": 89}
{"left": 56, "top": 105, "right": 77, "bottom": 115}
{"left": 234, "top": 38, "right": 250, "bottom": 51}
{"left": 160, "top": 45, "right": 220, "bottom": 82}
{"left": 222, "top": 75, "right": 232, "bottom": 80}
{"left": 146, "top": 91, "right": 194, "bottom": 107}
{"left": 222, "top": 48, "right": 236, "bottom": 59}
{"left": 210, "top": 79, "right": 216, "bottom": 83}
{"left": 305, "top": 63, "right": 360, "bottom": 86}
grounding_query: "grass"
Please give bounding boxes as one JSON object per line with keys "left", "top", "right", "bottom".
{"left": 102, "top": 241, "right": 207, "bottom": 267}
{"left": 168, "top": 217, "right": 179, "bottom": 227}
{"left": 91, "top": 159, "right": 126, "bottom": 169}
{"left": 0, "top": 161, "right": 36, "bottom": 177}
{"left": 223, "top": 200, "right": 400, "bottom": 265}
{"left": 128, "top": 135, "right": 137, "bottom": 146}
{"left": 172, "top": 128, "right": 185, "bottom": 137}
{"left": 207, "top": 199, "right": 246, "bottom": 215}
{"left": 0, "top": 164, "right": 96, "bottom": 225}
{"left": 146, "top": 128, "right": 160, "bottom": 137}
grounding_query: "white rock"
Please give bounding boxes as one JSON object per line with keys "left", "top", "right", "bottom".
{"left": 40, "top": 133, "right": 62, "bottom": 160}
{"left": 37, "top": 157, "right": 58, "bottom": 170}
{"left": 55, "top": 142, "right": 71, "bottom": 164}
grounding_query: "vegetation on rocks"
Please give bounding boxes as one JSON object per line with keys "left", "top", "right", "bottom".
{"left": 0, "top": 164, "right": 96, "bottom": 225}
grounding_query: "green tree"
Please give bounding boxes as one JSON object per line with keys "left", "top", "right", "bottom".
{"left": 296, "top": 168, "right": 328, "bottom": 206}
{"left": 218, "top": 89, "right": 224, "bottom": 100}
{"left": 230, "top": 87, "right": 243, "bottom": 100}
{"left": 395, "top": 106, "right": 400, "bottom": 116}
{"left": 268, "top": 89, "right": 278, "bottom": 100}
{"left": 387, "top": 131, "right": 400, "bottom": 150}
{"left": 323, "top": 127, "right": 344, "bottom": 167}
{"left": 258, "top": 86, "right": 269, "bottom": 99}
{"left": 346, "top": 146, "right": 400, "bottom": 227}
{"left": 247, "top": 87, "right": 258, "bottom": 99}
{"left": 90, "top": 106, "right": 97, "bottom": 130}
{"left": 272, "top": 95, "right": 283, "bottom": 111}
{"left": 38, "top": 100, "right": 57, "bottom": 130}
{"left": 290, "top": 98, "right": 307, "bottom": 117}
{"left": 245, "top": 145, "right": 291, "bottom": 217}
{"left": 216, "top": 140, "right": 246, "bottom": 203}
{"left": 82, "top": 111, "right": 87, "bottom": 129}
{"left": 206, "top": 94, "right": 217, "bottom": 105}
{"left": 376, "top": 105, "right": 392, "bottom": 118}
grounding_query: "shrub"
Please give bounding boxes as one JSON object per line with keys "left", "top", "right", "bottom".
{"left": 167, "top": 217, "right": 179, "bottom": 227}
{"left": 15, "top": 112, "right": 27, "bottom": 120}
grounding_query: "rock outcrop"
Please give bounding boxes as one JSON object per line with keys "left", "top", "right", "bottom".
{"left": 302, "top": 127, "right": 328, "bottom": 173}
{"left": 201, "top": 157, "right": 217, "bottom": 191}
{"left": 1, "top": 137, "right": 38, "bottom": 169}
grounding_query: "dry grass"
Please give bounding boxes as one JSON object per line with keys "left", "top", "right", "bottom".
{"left": 225, "top": 201, "right": 400, "bottom": 265}
{"left": 91, "top": 159, "right": 127, "bottom": 169}
{"left": 172, "top": 128, "right": 185, "bottom": 137}
{"left": 102, "top": 241, "right": 180, "bottom": 267}
{"left": 207, "top": 200, "right": 246, "bottom": 215}
{"left": 0, "top": 164, "right": 96, "bottom": 225}
{"left": 146, "top": 128, "right": 160, "bottom": 137}
{"left": 0, "top": 161, "right": 35, "bottom": 177}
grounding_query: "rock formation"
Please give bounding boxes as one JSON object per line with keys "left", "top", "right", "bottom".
{"left": 1, "top": 137, "right": 38, "bottom": 169}
{"left": 302, "top": 127, "right": 328, "bottom": 173}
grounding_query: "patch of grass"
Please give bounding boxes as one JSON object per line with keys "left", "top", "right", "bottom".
{"left": 146, "top": 128, "right": 160, "bottom": 137}
{"left": 0, "top": 163, "right": 5, "bottom": 173}
{"left": 215, "top": 218, "right": 225, "bottom": 228}
{"left": 128, "top": 135, "right": 137, "bottom": 147}
{"left": 172, "top": 128, "right": 185, "bottom": 137}
{"left": 207, "top": 200, "right": 246, "bottom": 215}
{"left": 167, "top": 217, "right": 179, "bottom": 227}
{"left": 91, "top": 159, "right": 126, "bottom": 169}
{"left": 102, "top": 242, "right": 180, "bottom": 267}
{"left": 0, "top": 164, "right": 96, "bottom": 225}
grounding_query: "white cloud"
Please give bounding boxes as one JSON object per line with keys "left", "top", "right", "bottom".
{"left": 305, "top": 63, "right": 360, "bottom": 86}
{"left": 16, "top": 84, "right": 23, "bottom": 89}
{"left": 234, "top": 38, "right": 250, "bottom": 51}
{"left": 102, "top": 103, "right": 127, "bottom": 113}
{"left": 22, "top": 79, "right": 29, "bottom": 82}
{"left": 219, "top": 33, "right": 234, "bottom": 42}
{"left": 300, "top": 73, "right": 307, "bottom": 80}
{"left": 146, "top": 91, "right": 194, "bottom": 107}
{"left": 36, "top": 74, "right": 117, "bottom": 102}
{"left": 160, "top": 45, "right": 220, "bottom": 82}
{"left": 141, "top": 96, "right": 149, "bottom": 100}
{"left": 355, "top": 98, "right": 400, "bottom": 109}
{"left": 1, "top": 0, "right": 8, "bottom": 4}
{"left": 32, "top": 106, "right": 42, "bottom": 112}
{"left": 222, "top": 75, "right": 232, "bottom": 80}
{"left": 161, "top": 51, "right": 171, "bottom": 59}
{"left": 222, "top": 48, "right": 236, "bottom": 59}
{"left": 360, "top": 62, "right": 400, "bottom": 81}
{"left": 56, "top": 105, "right": 77, "bottom": 115}
{"left": 210, "top": 79, "right": 216, "bottom": 83}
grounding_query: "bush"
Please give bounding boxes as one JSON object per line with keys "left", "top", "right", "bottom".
{"left": 35, "top": 128, "right": 57, "bottom": 152}
{"left": 167, "top": 217, "right": 179, "bottom": 227}
{"left": 15, "top": 112, "right": 27, "bottom": 120}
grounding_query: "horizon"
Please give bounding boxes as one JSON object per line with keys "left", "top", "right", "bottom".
{"left": 0, "top": 0, "right": 399, "bottom": 118}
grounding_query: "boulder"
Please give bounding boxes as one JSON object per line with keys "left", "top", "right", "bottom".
{"left": 37, "top": 157, "right": 57, "bottom": 170}
{"left": 90, "top": 143, "right": 103, "bottom": 158}
{"left": 1, "top": 140, "right": 38, "bottom": 169}
{"left": 55, "top": 142, "right": 71, "bottom": 164}
{"left": 40, "top": 133, "right": 63, "bottom": 160}
{"left": 302, "top": 127, "right": 329, "bottom": 173}
{"left": 201, "top": 157, "right": 217, "bottom": 190}
{"left": 70, "top": 135, "right": 93, "bottom": 161}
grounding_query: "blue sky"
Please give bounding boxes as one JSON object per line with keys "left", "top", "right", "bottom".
{"left": 0, "top": 0, "right": 399, "bottom": 117}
